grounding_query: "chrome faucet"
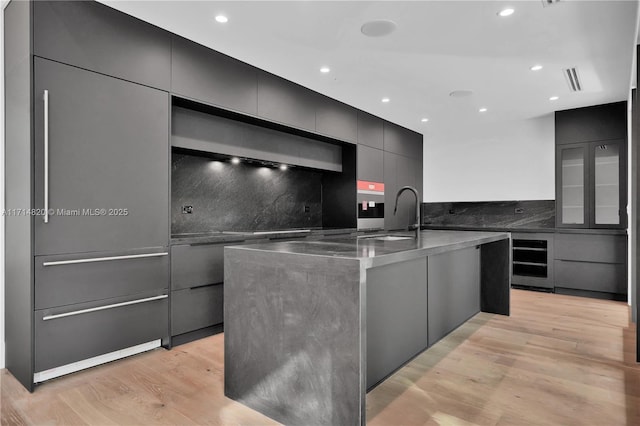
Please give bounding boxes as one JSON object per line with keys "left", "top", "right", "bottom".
{"left": 393, "top": 186, "right": 421, "bottom": 241}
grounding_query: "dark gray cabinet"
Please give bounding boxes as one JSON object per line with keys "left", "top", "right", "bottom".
{"left": 33, "top": 0, "right": 171, "bottom": 90}
{"left": 384, "top": 151, "right": 420, "bottom": 230}
{"left": 34, "top": 249, "right": 169, "bottom": 310}
{"left": 315, "top": 96, "right": 358, "bottom": 143}
{"left": 554, "top": 233, "right": 627, "bottom": 298}
{"left": 428, "top": 246, "right": 480, "bottom": 346}
{"left": 33, "top": 58, "right": 169, "bottom": 255}
{"left": 170, "top": 242, "right": 242, "bottom": 341}
{"left": 366, "top": 257, "right": 428, "bottom": 389}
{"left": 383, "top": 122, "right": 422, "bottom": 158}
{"left": 171, "top": 36, "right": 258, "bottom": 115}
{"left": 357, "top": 145, "right": 384, "bottom": 183}
{"left": 257, "top": 72, "right": 317, "bottom": 131}
{"left": 357, "top": 112, "right": 384, "bottom": 150}
{"left": 383, "top": 152, "right": 399, "bottom": 230}
{"left": 35, "top": 292, "right": 169, "bottom": 373}
{"left": 556, "top": 140, "right": 627, "bottom": 229}
{"left": 171, "top": 285, "right": 224, "bottom": 336}
{"left": 556, "top": 102, "right": 627, "bottom": 145}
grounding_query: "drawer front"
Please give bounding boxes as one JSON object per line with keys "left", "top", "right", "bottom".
{"left": 171, "top": 244, "right": 224, "bottom": 290}
{"left": 35, "top": 292, "right": 169, "bottom": 372}
{"left": 554, "top": 260, "right": 626, "bottom": 294}
{"left": 554, "top": 233, "right": 626, "bottom": 263}
{"left": 171, "top": 285, "right": 224, "bottom": 336}
{"left": 35, "top": 249, "right": 169, "bottom": 310}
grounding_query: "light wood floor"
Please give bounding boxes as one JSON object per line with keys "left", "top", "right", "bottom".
{"left": 1, "top": 289, "right": 638, "bottom": 425}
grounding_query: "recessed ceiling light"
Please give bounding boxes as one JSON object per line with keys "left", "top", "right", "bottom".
{"left": 361, "top": 20, "right": 397, "bottom": 37}
{"left": 215, "top": 15, "right": 228, "bottom": 23}
{"left": 421, "top": 118, "right": 429, "bottom": 122}
{"left": 320, "top": 67, "right": 330, "bottom": 74}
{"left": 498, "top": 8, "right": 515, "bottom": 17}
{"left": 479, "top": 107, "right": 488, "bottom": 113}
{"left": 279, "top": 164, "right": 288, "bottom": 171}
{"left": 549, "top": 96, "right": 559, "bottom": 101}
{"left": 530, "top": 64, "right": 543, "bottom": 71}
{"left": 381, "top": 97, "right": 390, "bottom": 103}
{"left": 231, "top": 157, "right": 240, "bottom": 164}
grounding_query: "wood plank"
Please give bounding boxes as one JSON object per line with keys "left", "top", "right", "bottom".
{"left": 0, "top": 290, "right": 638, "bottom": 425}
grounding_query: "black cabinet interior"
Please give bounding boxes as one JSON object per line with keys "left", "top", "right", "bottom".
{"left": 512, "top": 239, "right": 548, "bottom": 278}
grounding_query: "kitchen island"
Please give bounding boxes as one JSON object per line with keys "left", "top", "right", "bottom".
{"left": 224, "top": 230, "right": 510, "bottom": 425}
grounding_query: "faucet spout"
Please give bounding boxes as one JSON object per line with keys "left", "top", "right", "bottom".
{"left": 393, "top": 186, "right": 421, "bottom": 240}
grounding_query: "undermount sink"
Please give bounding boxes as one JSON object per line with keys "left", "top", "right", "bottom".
{"left": 361, "top": 235, "right": 414, "bottom": 241}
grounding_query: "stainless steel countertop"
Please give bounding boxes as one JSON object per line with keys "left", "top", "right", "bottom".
{"left": 226, "top": 229, "right": 510, "bottom": 268}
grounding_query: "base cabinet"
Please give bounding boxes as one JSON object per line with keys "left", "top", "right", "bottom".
{"left": 35, "top": 293, "right": 168, "bottom": 374}
{"left": 428, "top": 246, "right": 480, "bottom": 346}
{"left": 171, "top": 285, "right": 224, "bottom": 336}
{"left": 554, "top": 233, "right": 627, "bottom": 299}
{"left": 170, "top": 242, "right": 246, "bottom": 342}
{"left": 366, "top": 257, "right": 428, "bottom": 390}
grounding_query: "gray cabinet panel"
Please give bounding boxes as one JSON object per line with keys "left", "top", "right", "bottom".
{"left": 33, "top": 58, "right": 169, "bottom": 255}
{"left": 33, "top": 0, "right": 171, "bottom": 90}
{"left": 555, "top": 102, "right": 627, "bottom": 145}
{"left": 171, "top": 243, "right": 227, "bottom": 291}
{"left": 171, "top": 36, "right": 258, "bottom": 115}
{"left": 315, "top": 96, "right": 357, "bottom": 143}
{"left": 357, "top": 112, "right": 384, "bottom": 150}
{"left": 257, "top": 72, "right": 317, "bottom": 131}
{"left": 555, "top": 260, "right": 626, "bottom": 294}
{"left": 35, "top": 293, "right": 169, "bottom": 372}
{"left": 171, "top": 106, "right": 342, "bottom": 172}
{"left": 366, "top": 257, "right": 428, "bottom": 389}
{"left": 171, "top": 285, "right": 224, "bottom": 336}
{"left": 35, "top": 249, "right": 169, "bottom": 310}
{"left": 397, "top": 155, "right": 417, "bottom": 228}
{"left": 383, "top": 152, "right": 399, "bottom": 230}
{"left": 4, "top": 0, "right": 34, "bottom": 391}
{"left": 383, "top": 122, "right": 422, "bottom": 157}
{"left": 428, "top": 247, "right": 480, "bottom": 346}
{"left": 357, "top": 145, "right": 384, "bottom": 183}
{"left": 555, "top": 233, "right": 626, "bottom": 263}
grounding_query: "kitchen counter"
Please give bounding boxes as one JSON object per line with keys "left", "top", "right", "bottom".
{"left": 232, "top": 229, "right": 509, "bottom": 268}
{"left": 170, "top": 227, "right": 358, "bottom": 245}
{"left": 223, "top": 230, "right": 510, "bottom": 425}
{"left": 422, "top": 224, "right": 627, "bottom": 235}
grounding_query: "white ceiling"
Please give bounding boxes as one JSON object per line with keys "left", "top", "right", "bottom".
{"left": 99, "top": 0, "right": 639, "bottom": 138}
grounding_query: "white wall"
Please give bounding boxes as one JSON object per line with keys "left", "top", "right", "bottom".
{"left": 423, "top": 115, "right": 556, "bottom": 202}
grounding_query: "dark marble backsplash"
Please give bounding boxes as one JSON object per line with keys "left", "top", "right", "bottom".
{"left": 172, "top": 152, "right": 322, "bottom": 234}
{"left": 422, "top": 200, "right": 555, "bottom": 229}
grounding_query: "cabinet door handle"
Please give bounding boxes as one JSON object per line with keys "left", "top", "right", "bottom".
{"left": 43, "top": 90, "right": 49, "bottom": 224}
{"left": 42, "top": 294, "right": 168, "bottom": 321}
{"left": 42, "top": 252, "right": 169, "bottom": 267}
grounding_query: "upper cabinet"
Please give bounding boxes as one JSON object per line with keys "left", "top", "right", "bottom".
{"left": 383, "top": 122, "right": 422, "bottom": 158}
{"left": 33, "top": 1, "right": 171, "bottom": 91}
{"left": 315, "top": 96, "right": 358, "bottom": 144}
{"left": 171, "top": 36, "right": 258, "bottom": 115}
{"left": 257, "top": 72, "right": 317, "bottom": 131}
{"left": 556, "top": 102, "right": 627, "bottom": 144}
{"left": 357, "top": 112, "right": 384, "bottom": 150}
{"left": 555, "top": 102, "right": 627, "bottom": 229}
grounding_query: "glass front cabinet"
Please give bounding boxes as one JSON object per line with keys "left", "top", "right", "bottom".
{"left": 556, "top": 139, "right": 627, "bottom": 228}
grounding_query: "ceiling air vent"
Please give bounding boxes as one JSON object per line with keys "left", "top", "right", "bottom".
{"left": 541, "top": 0, "right": 560, "bottom": 7}
{"left": 563, "top": 67, "right": 582, "bottom": 92}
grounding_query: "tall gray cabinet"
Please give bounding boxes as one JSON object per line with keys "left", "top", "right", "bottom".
{"left": 5, "top": 0, "right": 170, "bottom": 391}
